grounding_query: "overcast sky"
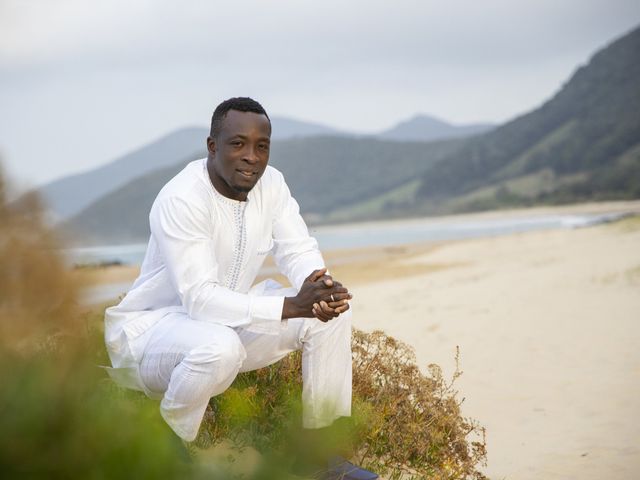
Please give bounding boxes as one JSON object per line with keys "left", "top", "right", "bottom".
{"left": 1, "top": 0, "right": 639, "bottom": 187}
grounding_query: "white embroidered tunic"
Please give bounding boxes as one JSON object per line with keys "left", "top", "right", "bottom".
{"left": 104, "top": 159, "right": 325, "bottom": 390}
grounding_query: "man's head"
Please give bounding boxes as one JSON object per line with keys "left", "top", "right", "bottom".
{"left": 206, "top": 97, "right": 272, "bottom": 201}
{"left": 209, "top": 97, "right": 270, "bottom": 139}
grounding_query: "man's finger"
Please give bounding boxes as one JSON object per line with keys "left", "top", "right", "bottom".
{"left": 313, "top": 303, "right": 331, "bottom": 322}
{"left": 311, "top": 304, "right": 322, "bottom": 320}
{"left": 325, "top": 286, "right": 349, "bottom": 297}
{"left": 334, "top": 303, "right": 350, "bottom": 314}
{"left": 328, "top": 299, "right": 350, "bottom": 310}
{"left": 312, "top": 303, "right": 331, "bottom": 322}
{"left": 319, "top": 300, "right": 338, "bottom": 318}
{"left": 308, "top": 268, "right": 327, "bottom": 282}
{"left": 327, "top": 292, "right": 352, "bottom": 302}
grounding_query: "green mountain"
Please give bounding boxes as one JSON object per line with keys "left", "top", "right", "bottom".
{"left": 38, "top": 112, "right": 483, "bottom": 224}
{"left": 408, "top": 25, "right": 640, "bottom": 214}
{"left": 63, "top": 136, "right": 464, "bottom": 244}
{"left": 64, "top": 25, "right": 640, "bottom": 244}
{"left": 40, "top": 127, "right": 206, "bottom": 220}
{"left": 37, "top": 117, "right": 351, "bottom": 221}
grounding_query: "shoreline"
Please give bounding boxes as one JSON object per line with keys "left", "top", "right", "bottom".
{"left": 348, "top": 215, "right": 640, "bottom": 479}
{"left": 80, "top": 203, "right": 640, "bottom": 478}
{"left": 75, "top": 200, "right": 640, "bottom": 292}
{"left": 310, "top": 198, "right": 640, "bottom": 231}
{"left": 67, "top": 198, "right": 640, "bottom": 252}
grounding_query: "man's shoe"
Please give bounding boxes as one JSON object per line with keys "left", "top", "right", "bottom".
{"left": 316, "top": 457, "right": 379, "bottom": 480}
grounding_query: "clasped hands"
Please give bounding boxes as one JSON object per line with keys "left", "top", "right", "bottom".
{"left": 282, "top": 268, "right": 352, "bottom": 322}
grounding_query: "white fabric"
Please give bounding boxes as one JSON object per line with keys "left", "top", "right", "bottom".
{"left": 140, "top": 286, "right": 352, "bottom": 441}
{"left": 103, "top": 158, "right": 350, "bottom": 439}
{"left": 105, "top": 159, "right": 325, "bottom": 380}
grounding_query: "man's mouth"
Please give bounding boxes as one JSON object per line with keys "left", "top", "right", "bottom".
{"left": 236, "top": 170, "right": 257, "bottom": 178}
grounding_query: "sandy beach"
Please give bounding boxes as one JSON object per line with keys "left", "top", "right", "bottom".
{"left": 88, "top": 202, "right": 640, "bottom": 479}
{"left": 339, "top": 212, "right": 640, "bottom": 479}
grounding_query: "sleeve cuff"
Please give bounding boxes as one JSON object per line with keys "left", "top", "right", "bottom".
{"left": 245, "top": 295, "right": 285, "bottom": 335}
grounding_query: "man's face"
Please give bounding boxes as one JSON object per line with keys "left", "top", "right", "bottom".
{"left": 207, "top": 110, "right": 271, "bottom": 201}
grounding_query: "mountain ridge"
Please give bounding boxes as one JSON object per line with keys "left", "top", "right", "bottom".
{"left": 62, "top": 135, "right": 466, "bottom": 244}
{"left": 410, "top": 24, "right": 640, "bottom": 214}
{"left": 377, "top": 114, "right": 493, "bottom": 142}
{"left": 37, "top": 114, "right": 491, "bottom": 221}
{"left": 62, "top": 25, "right": 640, "bottom": 243}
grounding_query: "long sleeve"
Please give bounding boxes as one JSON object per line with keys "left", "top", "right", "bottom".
{"left": 271, "top": 173, "right": 326, "bottom": 290}
{"left": 149, "top": 196, "right": 284, "bottom": 330}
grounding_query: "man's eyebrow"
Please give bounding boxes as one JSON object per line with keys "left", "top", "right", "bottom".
{"left": 228, "top": 134, "right": 270, "bottom": 142}
{"left": 248, "top": 134, "right": 271, "bottom": 143}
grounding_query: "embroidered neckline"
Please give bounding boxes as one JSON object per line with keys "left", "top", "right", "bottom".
{"left": 201, "top": 159, "right": 249, "bottom": 291}
{"left": 225, "top": 201, "right": 248, "bottom": 290}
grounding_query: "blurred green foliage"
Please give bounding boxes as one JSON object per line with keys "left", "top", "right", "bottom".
{"left": 0, "top": 166, "right": 196, "bottom": 478}
{"left": 0, "top": 343, "right": 193, "bottom": 478}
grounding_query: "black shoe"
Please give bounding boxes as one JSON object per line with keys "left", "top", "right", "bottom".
{"left": 316, "top": 457, "right": 379, "bottom": 480}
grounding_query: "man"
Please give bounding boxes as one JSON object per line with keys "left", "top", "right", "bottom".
{"left": 104, "top": 97, "right": 377, "bottom": 479}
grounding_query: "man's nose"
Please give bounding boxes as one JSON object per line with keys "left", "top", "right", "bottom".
{"left": 243, "top": 147, "right": 259, "bottom": 164}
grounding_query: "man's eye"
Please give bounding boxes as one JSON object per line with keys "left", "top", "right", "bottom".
{"left": 258, "top": 144, "right": 269, "bottom": 151}
{"left": 231, "top": 141, "right": 243, "bottom": 147}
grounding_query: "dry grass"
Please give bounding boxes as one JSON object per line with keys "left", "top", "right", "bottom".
{"left": 195, "top": 330, "right": 487, "bottom": 479}
{"left": 0, "top": 173, "right": 79, "bottom": 351}
{"left": 350, "top": 330, "right": 487, "bottom": 479}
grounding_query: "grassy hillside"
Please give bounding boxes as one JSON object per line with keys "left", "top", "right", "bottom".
{"left": 40, "top": 114, "right": 479, "bottom": 224}
{"left": 64, "top": 136, "right": 464, "bottom": 244}
{"left": 411, "top": 25, "right": 640, "bottom": 214}
{"left": 269, "top": 136, "right": 463, "bottom": 216}
{"left": 40, "top": 127, "right": 207, "bottom": 220}
{"left": 64, "top": 25, "right": 640, "bottom": 243}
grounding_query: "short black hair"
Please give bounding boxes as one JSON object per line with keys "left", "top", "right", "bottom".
{"left": 210, "top": 97, "right": 270, "bottom": 138}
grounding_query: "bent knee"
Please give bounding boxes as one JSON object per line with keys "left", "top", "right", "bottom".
{"left": 305, "top": 305, "right": 352, "bottom": 341}
{"left": 330, "top": 305, "right": 352, "bottom": 332}
{"left": 187, "top": 329, "right": 246, "bottom": 371}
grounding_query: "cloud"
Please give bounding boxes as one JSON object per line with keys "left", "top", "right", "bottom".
{"left": 3, "top": 0, "right": 638, "bottom": 71}
{"left": 0, "top": 0, "right": 638, "bottom": 185}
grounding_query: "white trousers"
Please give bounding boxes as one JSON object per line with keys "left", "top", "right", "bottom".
{"left": 138, "top": 306, "right": 352, "bottom": 441}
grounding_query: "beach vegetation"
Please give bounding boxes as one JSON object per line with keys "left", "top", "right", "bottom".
{"left": 196, "top": 330, "right": 487, "bottom": 479}
{"left": 0, "top": 166, "right": 486, "bottom": 479}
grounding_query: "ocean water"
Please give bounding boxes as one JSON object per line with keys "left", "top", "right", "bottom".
{"left": 65, "top": 211, "right": 628, "bottom": 267}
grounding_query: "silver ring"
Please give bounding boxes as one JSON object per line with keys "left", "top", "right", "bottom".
{"left": 330, "top": 294, "right": 336, "bottom": 302}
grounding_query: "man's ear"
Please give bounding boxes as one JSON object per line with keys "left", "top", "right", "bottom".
{"left": 206, "top": 136, "right": 216, "bottom": 156}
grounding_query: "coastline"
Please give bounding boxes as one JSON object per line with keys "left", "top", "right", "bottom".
{"left": 347, "top": 214, "right": 640, "bottom": 479}
{"left": 83, "top": 202, "right": 640, "bottom": 478}
{"left": 76, "top": 200, "right": 640, "bottom": 289}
